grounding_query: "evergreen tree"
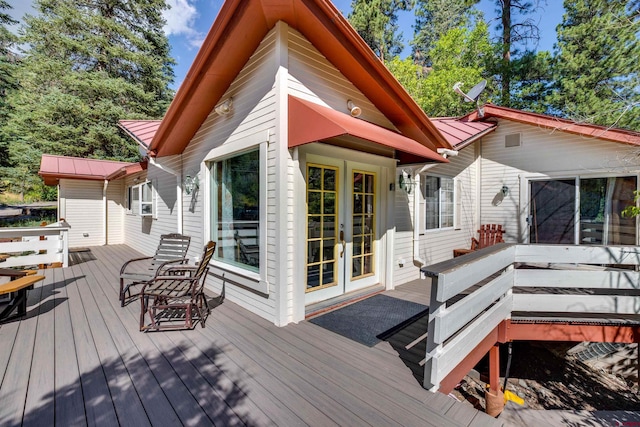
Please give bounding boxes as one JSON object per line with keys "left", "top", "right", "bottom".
{"left": 492, "top": 0, "right": 544, "bottom": 106}
{"left": 509, "top": 50, "right": 553, "bottom": 113}
{"left": 348, "top": 0, "right": 413, "bottom": 61}
{"left": 551, "top": 0, "right": 639, "bottom": 130}
{"left": 0, "top": 0, "right": 17, "bottom": 169}
{"left": 4, "top": 0, "right": 175, "bottom": 199}
{"left": 411, "top": 0, "right": 479, "bottom": 66}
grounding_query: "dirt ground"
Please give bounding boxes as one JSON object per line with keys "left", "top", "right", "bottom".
{"left": 452, "top": 341, "right": 640, "bottom": 412}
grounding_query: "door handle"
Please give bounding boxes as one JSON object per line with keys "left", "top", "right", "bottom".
{"left": 339, "top": 230, "right": 345, "bottom": 258}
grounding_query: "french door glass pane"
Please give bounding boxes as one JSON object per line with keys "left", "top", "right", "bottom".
{"left": 306, "top": 165, "right": 338, "bottom": 291}
{"left": 352, "top": 171, "right": 375, "bottom": 279}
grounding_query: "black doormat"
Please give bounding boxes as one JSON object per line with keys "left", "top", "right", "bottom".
{"left": 308, "top": 294, "right": 429, "bottom": 347}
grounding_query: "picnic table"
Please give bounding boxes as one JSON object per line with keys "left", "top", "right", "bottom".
{"left": 0, "top": 268, "right": 44, "bottom": 322}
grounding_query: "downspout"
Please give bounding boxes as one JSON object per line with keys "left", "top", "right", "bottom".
{"left": 103, "top": 179, "right": 108, "bottom": 245}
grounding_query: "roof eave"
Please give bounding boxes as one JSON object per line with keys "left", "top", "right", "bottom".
{"left": 149, "top": 0, "right": 451, "bottom": 158}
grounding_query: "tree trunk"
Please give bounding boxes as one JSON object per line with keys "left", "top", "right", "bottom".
{"left": 501, "top": 0, "right": 512, "bottom": 106}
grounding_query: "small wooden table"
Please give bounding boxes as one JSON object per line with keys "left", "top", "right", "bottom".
{"left": 0, "top": 268, "right": 44, "bottom": 322}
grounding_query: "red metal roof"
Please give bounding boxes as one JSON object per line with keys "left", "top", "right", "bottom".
{"left": 118, "top": 120, "right": 161, "bottom": 149}
{"left": 465, "top": 104, "right": 640, "bottom": 146}
{"left": 39, "top": 155, "right": 146, "bottom": 185}
{"left": 289, "top": 96, "right": 446, "bottom": 164}
{"left": 147, "top": 0, "right": 451, "bottom": 158}
{"left": 431, "top": 118, "right": 497, "bottom": 148}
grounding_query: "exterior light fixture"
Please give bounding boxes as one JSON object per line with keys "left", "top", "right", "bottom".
{"left": 399, "top": 173, "right": 415, "bottom": 194}
{"left": 347, "top": 100, "right": 361, "bottom": 117}
{"left": 501, "top": 185, "right": 509, "bottom": 197}
{"left": 184, "top": 174, "right": 199, "bottom": 195}
{"left": 215, "top": 97, "right": 233, "bottom": 115}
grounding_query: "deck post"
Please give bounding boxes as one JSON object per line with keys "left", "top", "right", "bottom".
{"left": 485, "top": 344, "right": 504, "bottom": 417}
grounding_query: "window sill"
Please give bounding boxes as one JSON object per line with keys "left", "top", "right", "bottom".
{"left": 209, "top": 260, "right": 268, "bottom": 295}
{"left": 424, "top": 227, "right": 455, "bottom": 234}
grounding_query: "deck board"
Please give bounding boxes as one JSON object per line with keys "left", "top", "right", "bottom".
{"left": 0, "top": 244, "right": 501, "bottom": 427}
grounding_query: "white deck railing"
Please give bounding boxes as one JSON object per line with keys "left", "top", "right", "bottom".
{"left": 0, "top": 222, "right": 69, "bottom": 269}
{"left": 421, "top": 244, "right": 640, "bottom": 391}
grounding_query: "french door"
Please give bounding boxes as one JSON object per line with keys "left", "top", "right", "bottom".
{"left": 304, "top": 157, "right": 381, "bottom": 305}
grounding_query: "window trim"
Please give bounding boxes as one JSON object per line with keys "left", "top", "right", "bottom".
{"left": 126, "top": 180, "right": 155, "bottom": 217}
{"left": 203, "top": 140, "right": 269, "bottom": 294}
{"left": 421, "top": 174, "right": 456, "bottom": 232}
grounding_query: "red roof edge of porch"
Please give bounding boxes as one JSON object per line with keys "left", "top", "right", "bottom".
{"left": 288, "top": 96, "right": 448, "bottom": 164}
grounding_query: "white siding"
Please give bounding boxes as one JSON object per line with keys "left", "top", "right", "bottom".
{"left": 107, "top": 180, "right": 124, "bottom": 244}
{"left": 479, "top": 119, "right": 640, "bottom": 243}
{"left": 287, "top": 28, "right": 395, "bottom": 130}
{"left": 179, "top": 26, "right": 279, "bottom": 323}
{"left": 122, "top": 167, "right": 180, "bottom": 257}
{"left": 393, "top": 147, "right": 479, "bottom": 284}
{"left": 60, "top": 179, "right": 104, "bottom": 247}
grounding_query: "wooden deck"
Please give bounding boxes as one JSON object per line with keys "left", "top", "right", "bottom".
{"left": 0, "top": 245, "right": 500, "bottom": 426}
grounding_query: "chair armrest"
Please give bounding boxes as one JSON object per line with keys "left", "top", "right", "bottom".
{"left": 155, "top": 259, "right": 190, "bottom": 276}
{"left": 120, "top": 256, "right": 153, "bottom": 274}
{"left": 155, "top": 265, "right": 197, "bottom": 279}
{"left": 470, "top": 237, "right": 480, "bottom": 250}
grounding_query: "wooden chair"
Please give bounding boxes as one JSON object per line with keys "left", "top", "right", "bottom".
{"left": 139, "top": 241, "right": 216, "bottom": 331}
{"left": 119, "top": 233, "right": 191, "bottom": 306}
{"left": 453, "top": 224, "right": 505, "bottom": 257}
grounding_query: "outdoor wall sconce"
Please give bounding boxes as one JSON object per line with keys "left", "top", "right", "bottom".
{"left": 184, "top": 174, "right": 199, "bottom": 195}
{"left": 214, "top": 97, "right": 233, "bottom": 115}
{"left": 347, "top": 100, "right": 361, "bottom": 117}
{"left": 501, "top": 185, "right": 509, "bottom": 197}
{"left": 399, "top": 173, "right": 415, "bottom": 194}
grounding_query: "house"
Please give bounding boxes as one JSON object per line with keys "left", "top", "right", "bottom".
{"left": 38, "top": 0, "right": 640, "bottom": 328}
{"left": 410, "top": 104, "right": 640, "bottom": 269}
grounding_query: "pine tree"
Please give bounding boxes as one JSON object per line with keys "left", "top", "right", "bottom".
{"left": 0, "top": 0, "right": 17, "bottom": 169}
{"left": 492, "top": 0, "right": 544, "bottom": 107}
{"left": 4, "top": 0, "right": 175, "bottom": 199}
{"left": 348, "top": 0, "right": 413, "bottom": 61}
{"left": 411, "top": 0, "right": 479, "bottom": 66}
{"left": 551, "top": 0, "right": 639, "bottom": 130}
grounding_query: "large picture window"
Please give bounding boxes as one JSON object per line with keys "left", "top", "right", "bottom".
{"left": 530, "top": 176, "right": 637, "bottom": 245}
{"left": 210, "top": 150, "right": 260, "bottom": 272}
{"left": 422, "top": 175, "right": 454, "bottom": 230}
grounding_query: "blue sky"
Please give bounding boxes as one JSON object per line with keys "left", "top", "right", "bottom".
{"left": 8, "top": 0, "right": 564, "bottom": 90}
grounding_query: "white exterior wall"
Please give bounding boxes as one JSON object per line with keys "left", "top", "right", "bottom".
{"left": 178, "top": 26, "right": 280, "bottom": 323}
{"left": 106, "top": 180, "right": 124, "bottom": 244}
{"left": 287, "top": 29, "right": 395, "bottom": 130}
{"left": 479, "top": 119, "right": 640, "bottom": 243}
{"left": 60, "top": 179, "right": 104, "bottom": 247}
{"left": 122, "top": 166, "right": 180, "bottom": 257}
{"left": 393, "top": 146, "right": 478, "bottom": 283}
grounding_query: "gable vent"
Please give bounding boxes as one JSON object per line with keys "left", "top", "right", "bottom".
{"left": 505, "top": 133, "right": 521, "bottom": 148}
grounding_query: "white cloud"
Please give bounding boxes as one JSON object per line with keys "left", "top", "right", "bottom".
{"left": 163, "top": 0, "right": 205, "bottom": 49}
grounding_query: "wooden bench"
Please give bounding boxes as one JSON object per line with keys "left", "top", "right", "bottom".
{"left": 0, "top": 271, "right": 45, "bottom": 321}
{"left": 453, "top": 224, "right": 505, "bottom": 257}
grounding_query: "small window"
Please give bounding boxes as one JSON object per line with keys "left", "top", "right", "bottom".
{"left": 422, "top": 175, "right": 454, "bottom": 230}
{"left": 127, "top": 181, "right": 153, "bottom": 217}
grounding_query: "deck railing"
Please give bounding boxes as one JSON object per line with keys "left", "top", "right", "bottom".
{"left": 421, "top": 243, "right": 640, "bottom": 391}
{"left": 0, "top": 222, "right": 69, "bottom": 269}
